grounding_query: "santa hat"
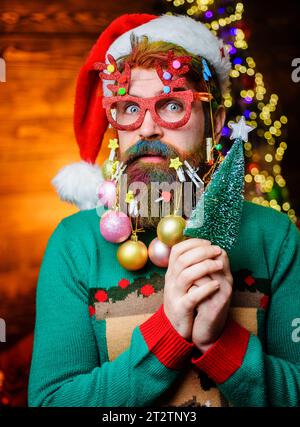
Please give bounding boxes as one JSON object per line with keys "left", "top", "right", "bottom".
{"left": 52, "top": 13, "right": 232, "bottom": 210}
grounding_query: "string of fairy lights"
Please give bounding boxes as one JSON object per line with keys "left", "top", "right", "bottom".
{"left": 164, "top": 0, "right": 297, "bottom": 223}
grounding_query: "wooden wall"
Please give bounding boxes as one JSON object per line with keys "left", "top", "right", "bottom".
{"left": 0, "top": 0, "right": 159, "bottom": 348}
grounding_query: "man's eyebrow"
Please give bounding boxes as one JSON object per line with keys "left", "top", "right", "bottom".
{"left": 172, "top": 87, "right": 188, "bottom": 92}
{"left": 129, "top": 87, "right": 188, "bottom": 97}
{"left": 128, "top": 89, "right": 165, "bottom": 97}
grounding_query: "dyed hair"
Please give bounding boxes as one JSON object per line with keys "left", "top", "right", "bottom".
{"left": 117, "top": 34, "right": 223, "bottom": 108}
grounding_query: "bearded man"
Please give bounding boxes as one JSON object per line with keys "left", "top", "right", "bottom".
{"left": 28, "top": 14, "right": 300, "bottom": 407}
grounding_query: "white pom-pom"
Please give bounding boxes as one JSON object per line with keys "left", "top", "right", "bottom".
{"left": 52, "top": 161, "right": 103, "bottom": 210}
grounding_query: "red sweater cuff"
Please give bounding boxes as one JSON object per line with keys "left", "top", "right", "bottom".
{"left": 139, "top": 304, "right": 195, "bottom": 370}
{"left": 191, "top": 318, "right": 250, "bottom": 383}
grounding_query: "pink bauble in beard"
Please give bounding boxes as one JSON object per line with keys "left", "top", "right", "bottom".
{"left": 97, "top": 180, "right": 116, "bottom": 208}
{"left": 148, "top": 237, "right": 171, "bottom": 268}
{"left": 100, "top": 210, "right": 132, "bottom": 243}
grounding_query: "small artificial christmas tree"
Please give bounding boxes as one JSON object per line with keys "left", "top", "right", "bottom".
{"left": 184, "top": 116, "right": 252, "bottom": 252}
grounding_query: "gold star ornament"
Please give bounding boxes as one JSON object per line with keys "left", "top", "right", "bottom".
{"left": 108, "top": 138, "right": 119, "bottom": 150}
{"left": 169, "top": 157, "right": 183, "bottom": 170}
{"left": 125, "top": 191, "right": 135, "bottom": 204}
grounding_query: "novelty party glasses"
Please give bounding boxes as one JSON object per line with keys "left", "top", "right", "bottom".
{"left": 103, "top": 90, "right": 213, "bottom": 131}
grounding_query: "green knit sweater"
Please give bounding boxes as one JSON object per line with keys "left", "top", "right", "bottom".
{"left": 28, "top": 200, "right": 300, "bottom": 407}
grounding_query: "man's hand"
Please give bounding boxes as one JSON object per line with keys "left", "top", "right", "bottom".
{"left": 163, "top": 238, "right": 223, "bottom": 341}
{"left": 189, "top": 247, "right": 233, "bottom": 352}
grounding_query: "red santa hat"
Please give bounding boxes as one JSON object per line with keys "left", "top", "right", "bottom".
{"left": 52, "top": 13, "right": 231, "bottom": 210}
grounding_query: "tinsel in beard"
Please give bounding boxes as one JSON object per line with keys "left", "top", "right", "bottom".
{"left": 121, "top": 139, "right": 208, "bottom": 230}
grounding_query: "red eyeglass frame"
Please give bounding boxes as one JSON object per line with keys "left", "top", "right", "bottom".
{"left": 102, "top": 90, "right": 213, "bottom": 131}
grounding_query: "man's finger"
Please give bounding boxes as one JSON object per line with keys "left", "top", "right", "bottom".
{"left": 183, "top": 280, "right": 220, "bottom": 311}
{"left": 175, "top": 259, "right": 223, "bottom": 295}
{"left": 169, "top": 238, "right": 212, "bottom": 264}
{"left": 177, "top": 245, "right": 222, "bottom": 271}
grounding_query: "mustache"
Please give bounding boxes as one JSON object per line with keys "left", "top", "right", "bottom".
{"left": 122, "top": 140, "right": 181, "bottom": 167}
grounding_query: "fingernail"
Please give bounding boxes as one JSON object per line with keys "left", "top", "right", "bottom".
{"left": 216, "top": 260, "right": 223, "bottom": 269}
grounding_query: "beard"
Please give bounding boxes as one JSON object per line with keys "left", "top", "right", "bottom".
{"left": 118, "top": 139, "right": 207, "bottom": 230}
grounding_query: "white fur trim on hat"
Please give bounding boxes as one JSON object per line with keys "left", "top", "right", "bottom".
{"left": 104, "top": 14, "right": 232, "bottom": 96}
{"left": 51, "top": 161, "right": 103, "bottom": 211}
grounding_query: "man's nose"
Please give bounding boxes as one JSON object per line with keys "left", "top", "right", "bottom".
{"left": 138, "top": 109, "right": 163, "bottom": 140}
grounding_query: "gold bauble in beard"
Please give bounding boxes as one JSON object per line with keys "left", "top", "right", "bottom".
{"left": 157, "top": 215, "right": 186, "bottom": 247}
{"left": 117, "top": 238, "right": 148, "bottom": 271}
{"left": 102, "top": 159, "right": 114, "bottom": 179}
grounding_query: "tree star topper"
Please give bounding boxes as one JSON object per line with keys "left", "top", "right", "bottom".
{"left": 228, "top": 116, "right": 254, "bottom": 142}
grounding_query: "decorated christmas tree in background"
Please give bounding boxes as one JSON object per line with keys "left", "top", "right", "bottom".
{"left": 161, "top": 0, "right": 297, "bottom": 224}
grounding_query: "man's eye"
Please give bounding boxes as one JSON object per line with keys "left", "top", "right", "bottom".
{"left": 165, "top": 102, "right": 183, "bottom": 112}
{"left": 125, "top": 104, "right": 140, "bottom": 114}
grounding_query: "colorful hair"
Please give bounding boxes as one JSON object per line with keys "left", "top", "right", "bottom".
{"left": 117, "top": 34, "right": 222, "bottom": 108}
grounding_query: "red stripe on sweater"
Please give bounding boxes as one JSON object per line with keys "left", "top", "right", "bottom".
{"left": 139, "top": 304, "right": 195, "bottom": 370}
{"left": 191, "top": 318, "right": 250, "bottom": 383}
